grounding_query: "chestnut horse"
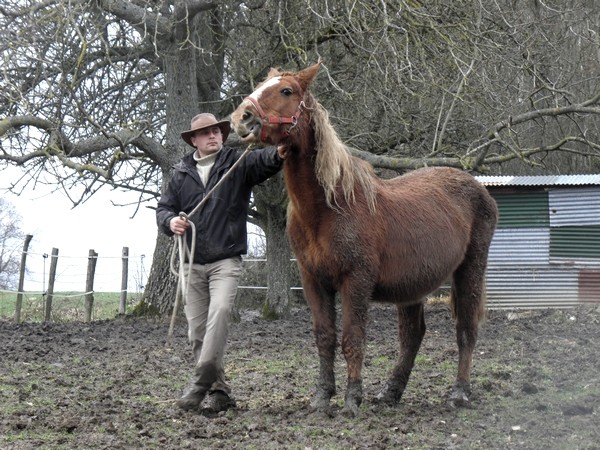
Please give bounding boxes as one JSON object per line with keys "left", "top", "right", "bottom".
{"left": 231, "top": 63, "right": 498, "bottom": 417}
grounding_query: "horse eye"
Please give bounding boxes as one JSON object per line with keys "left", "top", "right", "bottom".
{"left": 281, "top": 88, "right": 293, "bottom": 96}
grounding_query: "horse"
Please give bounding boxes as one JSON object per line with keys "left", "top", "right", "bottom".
{"left": 231, "top": 63, "right": 498, "bottom": 417}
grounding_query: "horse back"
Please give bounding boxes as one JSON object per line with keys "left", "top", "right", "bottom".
{"left": 372, "top": 166, "right": 497, "bottom": 300}
{"left": 288, "top": 165, "right": 497, "bottom": 302}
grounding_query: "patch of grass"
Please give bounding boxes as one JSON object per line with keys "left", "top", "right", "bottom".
{"left": 0, "top": 291, "right": 142, "bottom": 322}
{"left": 261, "top": 302, "right": 280, "bottom": 320}
{"left": 427, "top": 295, "right": 450, "bottom": 305}
{"left": 370, "top": 355, "right": 391, "bottom": 368}
{"left": 438, "top": 360, "right": 454, "bottom": 371}
{"left": 414, "top": 354, "right": 433, "bottom": 366}
{"left": 237, "top": 350, "right": 306, "bottom": 376}
{"left": 1, "top": 430, "right": 75, "bottom": 449}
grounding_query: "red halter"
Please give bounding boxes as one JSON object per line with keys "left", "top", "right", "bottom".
{"left": 243, "top": 95, "right": 305, "bottom": 143}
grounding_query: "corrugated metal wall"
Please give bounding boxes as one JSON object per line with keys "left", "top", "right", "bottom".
{"left": 484, "top": 185, "right": 600, "bottom": 309}
{"left": 549, "top": 187, "right": 600, "bottom": 226}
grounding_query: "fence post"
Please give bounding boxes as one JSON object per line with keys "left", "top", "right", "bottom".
{"left": 119, "top": 247, "right": 129, "bottom": 314}
{"left": 44, "top": 248, "right": 59, "bottom": 323}
{"left": 14, "top": 234, "right": 33, "bottom": 324}
{"left": 84, "top": 249, "right": 98, "bottom": 323}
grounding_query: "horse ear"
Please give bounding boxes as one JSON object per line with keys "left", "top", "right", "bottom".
{"left": 296, "top": 63, "right": 321, "bottom": 91}
{"left": 267, "top": 67, "right": 281, "bottom": 78}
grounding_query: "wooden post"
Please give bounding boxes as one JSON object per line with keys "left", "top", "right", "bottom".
{"left": 119, "top": 247, "right": 129, "bottom": 314}
{"left": 15, "top": 234, "right": 33, "bottom": 324}
{"left": 84, "top": 249, "right": 98, "bottom": 323}
{"left": 44, "top": 248, "right": 59, "bottom": 323}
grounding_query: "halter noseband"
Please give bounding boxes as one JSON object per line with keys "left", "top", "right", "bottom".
{"left": 243, "top": 95, "right": 305, "bottom": 143}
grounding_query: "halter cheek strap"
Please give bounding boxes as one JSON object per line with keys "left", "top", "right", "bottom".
{"left": 244, "top": 95, "right": 305, "bottom": 142}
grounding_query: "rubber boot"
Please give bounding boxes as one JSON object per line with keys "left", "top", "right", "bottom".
{"left": 176, "top": 381, "right": 209, "bottom": 411}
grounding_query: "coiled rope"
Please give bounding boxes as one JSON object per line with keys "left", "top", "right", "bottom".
{"left": 167, "top": 145, "right": 254, "bottom": 338}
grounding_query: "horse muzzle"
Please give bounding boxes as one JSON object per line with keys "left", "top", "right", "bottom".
{"left": 231, "top": 104, "right": 262, "bottom": 143}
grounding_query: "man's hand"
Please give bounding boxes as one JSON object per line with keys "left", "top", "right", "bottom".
{"left": 277, "top": 144, "right": 288, "bottom": 160}
{"left": 170, "top": 216, "right": 190, "bottom": 236}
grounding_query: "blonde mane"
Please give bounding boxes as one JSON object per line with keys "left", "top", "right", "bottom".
{"left": 312, "top": 100, "right": 377, "bottom": 212}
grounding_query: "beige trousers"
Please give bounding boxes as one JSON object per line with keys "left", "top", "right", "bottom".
{"left": 183, "top": 256, "right": 242, "bottom": 394}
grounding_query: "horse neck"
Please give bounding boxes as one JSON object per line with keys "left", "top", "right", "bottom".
{"left": 282, "top": 125, "right": 331, "bottom": 215}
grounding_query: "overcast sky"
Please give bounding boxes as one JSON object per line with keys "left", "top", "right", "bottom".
{"left": 2, "top": 165, "right": 157, "bottom": 293}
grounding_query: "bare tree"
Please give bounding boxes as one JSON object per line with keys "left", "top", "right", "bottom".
{"left": 0, "top": 198, "right": 25, "bottom": 290}
{"left": 0, "top": 0, "right": 296, "bottom": 314}
{"left": 279, "top": 1, "right": 600, "bottom": 174}
{"left": 1, "top": 0, "right": 599, "bottom": 315}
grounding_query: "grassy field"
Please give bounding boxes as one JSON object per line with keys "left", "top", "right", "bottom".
{"left": 0, "top": 291, "right": 142, "bottom": 322}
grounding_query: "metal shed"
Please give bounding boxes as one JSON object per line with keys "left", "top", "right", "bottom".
{"left": 476, "top": 175, "right": 600, "bottom": 309}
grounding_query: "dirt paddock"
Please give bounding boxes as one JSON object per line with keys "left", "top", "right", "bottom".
{"left": 1, "top": 301, "right": 598, "bottom": 449}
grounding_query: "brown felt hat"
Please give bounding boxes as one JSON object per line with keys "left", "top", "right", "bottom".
{"left": 181, "top": 113, "right": 231, "bottom": 147}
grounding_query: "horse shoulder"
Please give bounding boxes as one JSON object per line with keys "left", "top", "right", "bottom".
{"left": 287, "top": 204, "right": 334, "bottom": 264}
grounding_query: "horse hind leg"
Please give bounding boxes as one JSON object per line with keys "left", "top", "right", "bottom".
{"left": 448, "top": 248, "right": 488, "bottom": 407}
{"left": 374, "top": 302, "right": 426, "bottom": 406}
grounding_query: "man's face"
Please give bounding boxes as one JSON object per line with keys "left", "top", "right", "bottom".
{"left": 191, "top": 126, "right": 223, "bottom": 157}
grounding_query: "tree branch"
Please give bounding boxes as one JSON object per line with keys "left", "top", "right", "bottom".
{"left": 95, "top": 0, "right": 169, "bottom": 36}
{"left": 0, "top": 115, "right": 167, "bottom": 167}
{"left": 486, "top": 102, "right": 600, "bottom": 139}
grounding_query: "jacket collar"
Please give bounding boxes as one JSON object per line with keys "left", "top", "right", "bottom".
{"left": 175, "top": 146, "right": 236, "bottom": 177}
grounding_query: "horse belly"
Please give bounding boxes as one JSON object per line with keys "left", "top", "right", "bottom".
{"left": 373, "top": 267, "right": 453, "bottom": 304}
{"left": 374, "top": 217, "right": 470, "bottom": 303}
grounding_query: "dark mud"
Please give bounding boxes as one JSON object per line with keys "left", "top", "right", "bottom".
{"left": 1, "top": 302, "right": 599, "bottom": 449}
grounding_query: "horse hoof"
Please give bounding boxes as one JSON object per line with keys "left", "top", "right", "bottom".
{"left": 341, "top": 400, "right": 360, "bottom": 418}
{"left": 309, "top": 395, "right": 331, "bottom": 413}
{"left": 448, "top": 383, "right": 471, "bottom": 408}
{"left": 448, "top": 394, "right": 470, "bottom": 408}
{"left": 309, "top": 405, "right": 335, "bottom": 418}
{"left": 373, "top": 392, "right": 396, "bottom": 406}
{"left": 373, "top": 384, "right": 401, "bottom": 406}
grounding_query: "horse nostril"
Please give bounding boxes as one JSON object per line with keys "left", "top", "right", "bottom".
{"left": 242, "top": 111, "right": 253, "bottom": 122}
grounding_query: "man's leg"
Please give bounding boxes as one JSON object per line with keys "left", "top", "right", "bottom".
{"left": 199, "top": 256, "right": 242, "bottom": 411}
{"left": 177, "top": 263, "right": 211, "bottom": 411}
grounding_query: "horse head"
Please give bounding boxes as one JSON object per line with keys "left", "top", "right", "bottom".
{"left": 231, "top": 63, "right": 321, "bottom": 145}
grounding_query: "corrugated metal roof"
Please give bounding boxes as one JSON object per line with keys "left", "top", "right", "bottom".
{"left": 476, "top": 174, "right": 600, "bottom": 187}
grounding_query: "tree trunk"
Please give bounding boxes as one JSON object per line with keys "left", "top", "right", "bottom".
{"left": 142, "top": 43, "right": 200, "bottom": 314}
{"left": 264, "top": 204, "right": 293, "bottom": 318}
{"left": 140, "top": 10, "right": 289, "bottom": 317}
{"left": 253, "top": 173, "right": 293, "bottom": 318}
{"left": 140, "top": 1, "right": 231, "bottom": 315}
{"left": 142, "top": 232, "right": 179, "bottom": 315}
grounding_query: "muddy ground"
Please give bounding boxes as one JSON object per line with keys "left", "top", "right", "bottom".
{"left": 1, "top": 301, "right": 598, "bottom": 449}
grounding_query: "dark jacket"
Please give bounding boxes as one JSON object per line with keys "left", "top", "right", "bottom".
{"left": 156, "top": 146, "right": 283, "bottom": 264}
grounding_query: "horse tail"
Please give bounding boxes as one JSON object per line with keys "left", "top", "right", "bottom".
{"left": 450, "top": 182, "right": 497, "bottom": 325}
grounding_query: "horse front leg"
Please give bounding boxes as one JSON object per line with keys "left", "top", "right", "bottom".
{"left": 339, "top": 283, "right": 370, "bottom": 417}
{"left": 302, "top": 273, "right": 337, "bottom": 414}
{"left": 375, "top": 302, "right": 426, "bottom": 405}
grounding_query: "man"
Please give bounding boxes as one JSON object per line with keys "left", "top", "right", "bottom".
{"left": 156, "top": 113, "right": 284, "bottom": 413}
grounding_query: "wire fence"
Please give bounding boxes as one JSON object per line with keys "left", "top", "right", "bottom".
{"left": 0, "top": 290, "right": 142, "bottom": 322}
{"left": 13, "top": 250, "right": 149, "bottom": 294}
{"left": 0, "top": 238, "right": 305, "bottom": 323}
{"left": 1, "top": 236, "right": 151, "bottom": 323}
